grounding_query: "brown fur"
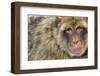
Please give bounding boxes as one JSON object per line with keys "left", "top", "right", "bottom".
{"left": 28, "top": 16, "right": 88, "bottom": 60}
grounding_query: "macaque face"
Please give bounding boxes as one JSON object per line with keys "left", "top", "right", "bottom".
{"left": 57, "top": 16, "right": 88, "bottom": 57}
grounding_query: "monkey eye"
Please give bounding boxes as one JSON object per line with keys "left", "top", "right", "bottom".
{"left": 76, "top": 27, "right": 84, "bottom": 33}
{"left": 65, "top": 28, "right": 72, "bottom": 34}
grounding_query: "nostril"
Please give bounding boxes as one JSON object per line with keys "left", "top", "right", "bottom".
{"left": 73, "top": 40, "right": 79, "bottom": 44}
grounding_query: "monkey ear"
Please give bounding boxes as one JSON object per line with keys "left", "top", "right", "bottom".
{"left": 54, "top": 16, "right": 62, "bottom": 27}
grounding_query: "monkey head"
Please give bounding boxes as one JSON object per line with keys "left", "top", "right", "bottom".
{"left": 56, "top": 16, "right": 88, "bottom": 58}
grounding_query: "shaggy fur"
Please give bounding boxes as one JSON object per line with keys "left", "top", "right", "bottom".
{"left": 28, "top": 16, "right": 87, "bottom": 60}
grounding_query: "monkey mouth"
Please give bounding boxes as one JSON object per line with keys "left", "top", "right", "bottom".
{"left": 69, "top": 42, "right": 82, "bottom": 54}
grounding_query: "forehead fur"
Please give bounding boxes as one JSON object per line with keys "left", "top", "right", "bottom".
{"left": 59, "top": 16, "right": 88, "bottom": 28}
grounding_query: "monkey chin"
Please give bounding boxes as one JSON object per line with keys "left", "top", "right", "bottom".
{"left": 67, "top": 45, "right": 87, "bottom": 58}
{"left": 67, "top": 42, "right": 88, "bottom": 58}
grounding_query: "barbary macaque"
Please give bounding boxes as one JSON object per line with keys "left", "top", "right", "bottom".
{"left": 28, "top": 16, "right": 88, "bottom": 60}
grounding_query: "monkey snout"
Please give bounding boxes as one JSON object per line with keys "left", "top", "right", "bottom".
{"left": 71, "top": 35, "right": 81, "bottom": 50}
{"left": 72, "top": 36, "right": 80, "bottom": 44}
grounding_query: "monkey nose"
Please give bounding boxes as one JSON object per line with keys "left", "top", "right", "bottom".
{"left": 72, "top": 35, "right": 80, "bottom": 44}
{"left": 73, "top": 40, "right": 79, "bottom": 44}
{"left": 72, "top": 41, "right": 81, "bottom": 50}
{"left": 72, "top": 37, "right": 79, "bottom": 44}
